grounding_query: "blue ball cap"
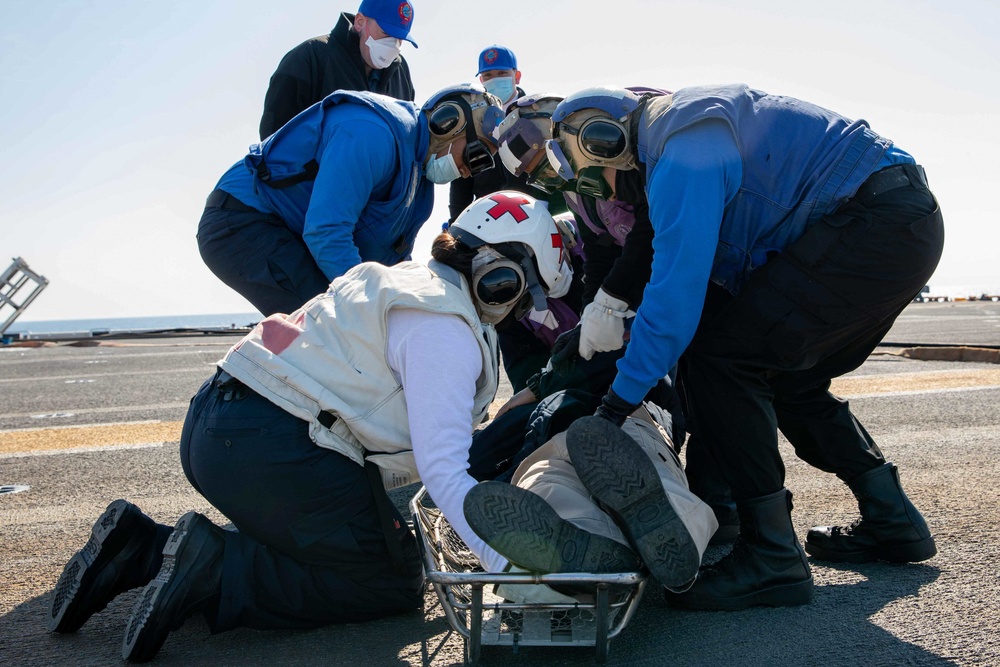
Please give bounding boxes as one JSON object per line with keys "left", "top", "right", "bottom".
{"left": 358, "top": 0, "right": 417, "bottom": 47}
{"left": 477, "top": 45, "right": 517, "bottom": 75}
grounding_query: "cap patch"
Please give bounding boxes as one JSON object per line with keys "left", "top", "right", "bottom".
{"left": 398, "top": 2, "right": 412, "bottom": 24}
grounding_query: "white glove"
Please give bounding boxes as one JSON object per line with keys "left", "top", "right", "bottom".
{"left": 526, "top": 307, "right": 559, "bottom": 330}
{"left": 578, "top": 287, "right": 634, "bottom": 360}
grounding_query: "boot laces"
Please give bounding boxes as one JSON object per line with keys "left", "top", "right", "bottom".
{"left": 705, "top": 536, "right": 751, "bottom": 574}
{"left": 831, "top": 518, "right": 865, "bottom": 537}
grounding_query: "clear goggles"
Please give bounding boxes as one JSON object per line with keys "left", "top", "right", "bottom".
{"left": 544, "top": 139, "right": 576, "bottom": 184}
{"left": 525, "top": 161, "right": 570, "bottom": 195}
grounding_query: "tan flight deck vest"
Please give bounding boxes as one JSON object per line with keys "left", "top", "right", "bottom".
{"left": 220, "top": 260, "right": 500, "bottom": 489}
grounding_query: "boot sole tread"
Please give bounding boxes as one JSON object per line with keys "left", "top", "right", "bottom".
{"left": 49, "top": 499, "right": 148, "bottom": 633}
{"left": 464, "top": 481, "right": 639, "bottom": 574}
{"left": 122, "top": 512, "right": 217, "bottom": 662}
{"left": 567, "top": 417, "right": 701, "bottom": 589}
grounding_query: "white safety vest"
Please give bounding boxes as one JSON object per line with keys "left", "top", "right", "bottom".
{"left": 219, "top": 260, "right": 500, "bottom": 489}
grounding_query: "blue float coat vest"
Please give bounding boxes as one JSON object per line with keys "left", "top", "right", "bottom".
{"left": 637, "top": 84, "right": 901, "bottom": 293}
{"left": 245, "top": 91, "right": 433, "bottom": 266}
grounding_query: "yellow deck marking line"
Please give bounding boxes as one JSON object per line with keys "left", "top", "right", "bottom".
{"left": 0, "top": 421, "right": 183, "bottom": 456}
{"left": 831, "top": 367, "right": 1000, "bottom": 396}
{"left": 1, "top": 368, "right": 998, "bottom": 457}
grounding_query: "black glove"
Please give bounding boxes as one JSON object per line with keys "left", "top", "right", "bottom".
{"left": 595, "top": 387, "right": 640, "bottom": 427}
{"left": 549, "top": 325, "right": 582, "bottom": 376}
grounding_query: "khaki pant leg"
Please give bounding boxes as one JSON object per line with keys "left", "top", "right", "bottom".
{"left": 511, "top": 433, "right": 629, "bottom": 547}
{"left": 620, "top": 413, "right": 719, "bottom": 560}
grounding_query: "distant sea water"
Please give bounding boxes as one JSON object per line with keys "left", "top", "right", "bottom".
{"left": 7, "top": 312, "right": 261, "bottom": 335}
{"left": 5, "top": 282, "right": 999, "bottom": 336}
{"left": 923, "top": 284, "right": 1000, "bottom": 300}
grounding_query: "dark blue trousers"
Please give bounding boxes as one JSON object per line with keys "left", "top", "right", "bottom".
{"left": 178, "top": 373, "right": 423, "bottom": 631}
{"left": 197, "top": 204, "right": 330, "bottom": 316}
{"left": 681, "top": 167, "right": 944, "bottom": 502}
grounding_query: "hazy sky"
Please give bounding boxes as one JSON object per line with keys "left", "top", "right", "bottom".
{"left": 3, "top": 0, "right": 998, "bottom": 320}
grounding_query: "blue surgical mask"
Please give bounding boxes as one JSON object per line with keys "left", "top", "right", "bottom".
{"left": 483, "top": 76, "right": 516, "bottom": 104}
{"left": 425, "top": 149, "right": 462, "bottom": 184}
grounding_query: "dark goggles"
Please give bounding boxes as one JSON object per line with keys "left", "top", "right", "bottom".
{"left": 580, "top": 119, "right": 628, "bottom": 159}
{"left": 558, "top": 118, "right": 628, "bottom": 161}
{"left": 428, "top": 99, "right": 496, "bottom": 177}
{"left": 428, "top": 102, "right": 463, "bottom": 136}
{"left": 452, "top": 227, "right": 547, "bottom": 312}
{"left": 474, "top": 263, "right": 525, "bottom": 306}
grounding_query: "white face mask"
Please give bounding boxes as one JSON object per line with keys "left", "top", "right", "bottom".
{"left": 425, "top": 149, "right": 462, "bottom": 184}
{"left": 365, "top": 35, "right": 401, "bottom": 69}
{"left": 483, "top": 76, "right": 516, "bottom": 104}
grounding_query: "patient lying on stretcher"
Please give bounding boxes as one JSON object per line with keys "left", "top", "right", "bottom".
{"left": 464, "top": 407, "right": 718, "bottom": 603}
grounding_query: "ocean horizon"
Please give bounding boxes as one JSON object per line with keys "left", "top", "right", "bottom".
{"left": 5, "top": 281, "right": 1000, "bottom": 336}
{"left": 6, "top": 312, "right": 261, "bottom": 335}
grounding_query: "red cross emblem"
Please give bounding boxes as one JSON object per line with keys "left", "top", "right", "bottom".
{"left": 551, "top": 232, "right": 564, "bottom": 264}
{"left": 486, "top": 193, "right": 531, "bottom": 223}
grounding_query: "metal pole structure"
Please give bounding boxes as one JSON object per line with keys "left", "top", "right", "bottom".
{"left": 0, "top": 257, "right": 49, "bottom": 336}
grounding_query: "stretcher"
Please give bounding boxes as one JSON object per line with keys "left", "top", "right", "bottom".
{"left": 410, "top": 486, "right": 648, "bottom": 664}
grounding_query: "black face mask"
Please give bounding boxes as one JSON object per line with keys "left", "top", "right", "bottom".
{"left": 574, "top": 166, "right": 615, "bottom": 200}
{"left": 614, "top": 168, "right": 646, "bottom": 206}
{"left": 494, "top": 292, "right": 534, "bottom": 331}
{"left": 463, "top": 139, "right": 495, "bottom": 176}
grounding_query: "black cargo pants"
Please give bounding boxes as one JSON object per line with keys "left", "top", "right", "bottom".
{"left": 680, "top": 164, "right": 944, "bottom": 502}
{"left": 178, "top": 370, "right": 423, "bottom": 632}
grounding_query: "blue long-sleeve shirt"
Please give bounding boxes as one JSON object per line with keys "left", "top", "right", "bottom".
{"left": 216, "top": 103, "right": 402, "bottom": 281}
{"left": 612, "top": 110, "right": 913, "bottom": 406}
{"left": 612, "top": 120, "right": 742, "bottom": 404}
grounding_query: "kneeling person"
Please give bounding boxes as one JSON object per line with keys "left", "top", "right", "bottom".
{"left": 47, "top": 193, "right": 573, "bottom": 662}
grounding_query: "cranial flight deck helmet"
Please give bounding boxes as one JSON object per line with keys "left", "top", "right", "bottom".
{"left": 448, "top": 191, "right": 574, "bottom": 325}
{"left": 545, "top": 87, "right": 643, "bottom": 192}
{"left": 421, "top": 84, "right": 505, "bottom": 176}
{"left": 495, "top": 94, "right": 566, "bottom": 194}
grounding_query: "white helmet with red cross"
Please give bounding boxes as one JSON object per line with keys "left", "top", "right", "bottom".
{"left": 449, "top": 191, "right": 573, "bottom": 321}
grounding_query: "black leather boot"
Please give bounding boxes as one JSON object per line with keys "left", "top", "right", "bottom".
{"left": 805, "top": 462, "right": 936, "bottom": 563}
{"left": 48, "top": 499, "right": 167, "bottom": 633}
{"left": 664, "top": 488, "right": 813, "bottom": 610}
{"left": 122, "top": 511, "right": 225, "bottom": 663}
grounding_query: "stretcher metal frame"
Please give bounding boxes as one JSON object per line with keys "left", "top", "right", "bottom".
{"left": 410, "top": 486, "right": 648, "bottom": 664}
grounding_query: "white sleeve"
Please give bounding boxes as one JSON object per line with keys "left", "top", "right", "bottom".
{"left": 386, "top": 308, "right": 508, "bottom": 573}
